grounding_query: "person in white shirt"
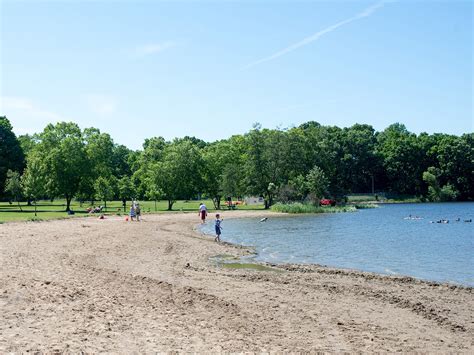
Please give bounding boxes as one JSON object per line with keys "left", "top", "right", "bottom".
{"left": 198, "top": 203, "right": 208, "bottom": 224}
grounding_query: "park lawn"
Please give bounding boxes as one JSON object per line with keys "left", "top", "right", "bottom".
{"left": 0, "top": 199, "right": 265, "bottom": 223}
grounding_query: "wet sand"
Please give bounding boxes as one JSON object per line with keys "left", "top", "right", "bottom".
{"left": 0, "top": 211, "right": 472, "bottom": 352}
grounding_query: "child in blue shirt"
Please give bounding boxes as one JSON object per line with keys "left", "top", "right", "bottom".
{"left": 215, "top": 214, "right": 223, "bottom": 242}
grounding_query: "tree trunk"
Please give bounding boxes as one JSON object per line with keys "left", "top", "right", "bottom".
{"left": 123, "top": 200, "right": 126, "bottom": 213}
{"left": 66, "top": 196, "right": 72, "bottom": 212}
{"left": 168, "top": 200, "right": 174, "bottom": 211}
{"left": 17, "top": 200, "right": 23, "bottom": 212}
{"left": 154, "top": 200, "right": 157, "bottom": 211}
{"left": 104, "top": 200, "right": 107, "bottom": 211}
{"left": 34, "top": 200, "right": 37, "bottom": 217}
{"left": 27, "top": 199, "right": 32, "bottom": 206}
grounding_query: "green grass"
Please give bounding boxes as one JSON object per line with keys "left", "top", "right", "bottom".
{"left": 271, "top": 202, "right": 357, "bottom": 214}
{"left": 0, "top": 198, "right": 265, "bottom": 223}
{"left": 347, "top": 194, "right": 422, "bottom": 203}
{"left": 220, "top": 263, "right": 283, "bottom": 272}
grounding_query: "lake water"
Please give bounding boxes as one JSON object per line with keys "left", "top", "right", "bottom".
{"left": 201, "top": 203, "right": 474, "bottom": 286}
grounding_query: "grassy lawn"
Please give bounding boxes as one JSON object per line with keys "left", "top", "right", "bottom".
{"left": 0, "top": 199, "right": 265, "bottom": 223}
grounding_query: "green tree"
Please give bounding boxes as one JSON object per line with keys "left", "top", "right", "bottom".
{"left": 4, "top": 170, "right": 23, "bottom": 211}
{"left": 132, "top": 137, "right": 167, "bottom": 199}
{"left": 434, "top": 134, "right": 473, "bottom": 200}
{"left": 117, "top": 176, "right": 136, "bottom": 212}
{"left": 306, "top": 166, "right": 329, "bottom": 204}
{"left": 112, "top": 144, "right": 133, "bottom": 178}
{"left": 18, "top": 134, "right": 38, "bottom": 157}
{"left": 35, "top": 122, "right": 88, "bottom": 211}
{"left": 152, "top": 140, "right": 204, "bottom": 210}
{"left": 339, "top": 124, "right": 379, "bottom": 193}
{"left": 145, "top": 184, "right": 162, "bottom": 212}
{"left": 244, "top": 124, "right": 275, "bottom": 208}
{"left": 21, "top": 153, "right": 45, "bottom": 216}
{"left": 422, "top": 167, "right": 441, "bottom": 201}
{"left": 0, "top": 117, "right": 25, "bottom": 199}
{"left": 423, "top": 167, "right": 459, "bottom": 202}
{"left": 202, "top": 139, "right": 244, "bottom": 209}
{"left": 439, "top": 184, "right": 459, "bottom": 201}
{"left": 375, "top": 123, "right": 425, "bottom": 195}
{"left": 289, "top": 174, "right": 308, "bottom": 201}
{"left": 94, "top": 176, "right": 115, "bottom": 210}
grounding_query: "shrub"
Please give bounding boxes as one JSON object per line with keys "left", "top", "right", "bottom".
{"left": 271, "top": 202, "right": 356, "bottom": 214}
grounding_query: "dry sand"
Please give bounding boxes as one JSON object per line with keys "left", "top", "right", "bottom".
{"left": 0, "top": 211, "right": 472, "bottom": 352}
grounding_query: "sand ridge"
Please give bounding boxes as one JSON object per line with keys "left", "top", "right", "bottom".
{"left": 0, "top": 211, "right": 472, "bottom": 352}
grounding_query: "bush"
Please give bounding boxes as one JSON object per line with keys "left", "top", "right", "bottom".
{"left": 439, "top": 184, "right": 459, "bottom": 201}
{"left": 271, "top": 202, "right": 356, "bottom": 214}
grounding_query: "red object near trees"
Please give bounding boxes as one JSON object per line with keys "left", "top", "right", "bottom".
{"left": 320, "top": 198, "right": 336, "bottom": 206}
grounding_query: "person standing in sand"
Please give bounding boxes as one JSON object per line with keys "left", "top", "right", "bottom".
{"left": 135, "top": 203, "right": 141, "bottom": 221}
{"left": 214, "top": 213, "right": 223, "bottom": 242}
{"left": 198, "top": 203, "right": 208, "bottom": 224}
{"left": 129, "top": 204, "right": 136, "bottom": 221}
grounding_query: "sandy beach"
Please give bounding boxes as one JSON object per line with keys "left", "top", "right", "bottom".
{"left": 0, "top": 211, "right": 472, "bottom": 352}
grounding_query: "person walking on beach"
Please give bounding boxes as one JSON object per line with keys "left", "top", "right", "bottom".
{"left": 215, "top": 213, "right": 223, "bottom": 242}
{"left": 199, "top": 203, "right": 208, "bottom": 224}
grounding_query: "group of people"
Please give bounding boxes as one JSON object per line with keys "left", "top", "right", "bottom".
{"left": 199, "top": 203, "right": 222, "bottom": 242}
{"left": 86, "top": 206, "right": 103, "bottom": 214}
{"left": 129, "top": 201, "right": 141, "bottom": 221}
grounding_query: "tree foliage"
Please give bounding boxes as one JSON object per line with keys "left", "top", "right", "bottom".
{"left": 0, "top": 117, "right": 25, "bottom": 199}
{"left": 2, "top": 119, "right": 473, "bottom": 209}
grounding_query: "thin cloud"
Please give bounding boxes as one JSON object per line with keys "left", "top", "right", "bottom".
{"left": 242, "top": 1, "right": 387, "bottom": 70}
{"left": 85, "top": 94, "right": 117, "bottom": 115}
{"left": 136, "top": 41, "right": 176, "bottom": 56}
{"left": 0, "top": 96, "right": 64, "bottom": 135}
{"left": 0, "top": 96, "right": 62, "bottom": 121}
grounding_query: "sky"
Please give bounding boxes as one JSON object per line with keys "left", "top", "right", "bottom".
{"left": 0, "top": 0, "right": 472, "bottom": 150}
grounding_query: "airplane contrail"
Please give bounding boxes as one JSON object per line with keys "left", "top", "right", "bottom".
{"left": 242, "top": 1, "right": 387, "bottom": 70}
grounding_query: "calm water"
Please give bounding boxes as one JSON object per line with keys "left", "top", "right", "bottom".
{"left": 201, "top": 203, "right": 474, "bottom": 286}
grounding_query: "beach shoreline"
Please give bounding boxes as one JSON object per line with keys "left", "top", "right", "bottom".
{"left": 1, "top": 211, "right": 472, "bottom": 352}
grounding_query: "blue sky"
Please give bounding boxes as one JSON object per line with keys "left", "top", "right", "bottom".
{"left": 1, "top": 0, "right": 472, "bottom": 149}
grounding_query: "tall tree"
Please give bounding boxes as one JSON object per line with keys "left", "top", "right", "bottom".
{"left": 244, "top": 124, "right": 274, "bottom": 208}
{"left": 94, "top": 176, "right": 115, "bottom": 210}
{"left": 152, "top": 140, "right": 204, "bottom": 210}
{"left": 202, "top": 139, "right": 244, "bottom": 209}
{"left": 0, "top": 117, "right": 25, "bottom": 199}
{"left": 4, "top": 170, "right": 23, "bottom": 211}
{"left": 21, "top": 153, "right": 45, "bottom": 216}
{"left": 117, "top": 176, "right": 136, "bottom": 212}
{"left": 306, "top": 166, "right": 329, "bottom": 204}
{"left": 434, "top": 134, "right": 474, "bottom": 200}
{"left": 35, "top": 122, "right": 87, "bottom": 211}
{"left": 375, "top": 123, "right": 425, "bottom": 195}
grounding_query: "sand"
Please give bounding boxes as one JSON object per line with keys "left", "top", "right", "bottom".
{"left": 0, "top": 211, "right": 472, "bottom": 352}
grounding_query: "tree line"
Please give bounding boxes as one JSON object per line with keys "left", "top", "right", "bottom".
{"left": 1, "top": 116, "right": 473, "bottom": 211}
